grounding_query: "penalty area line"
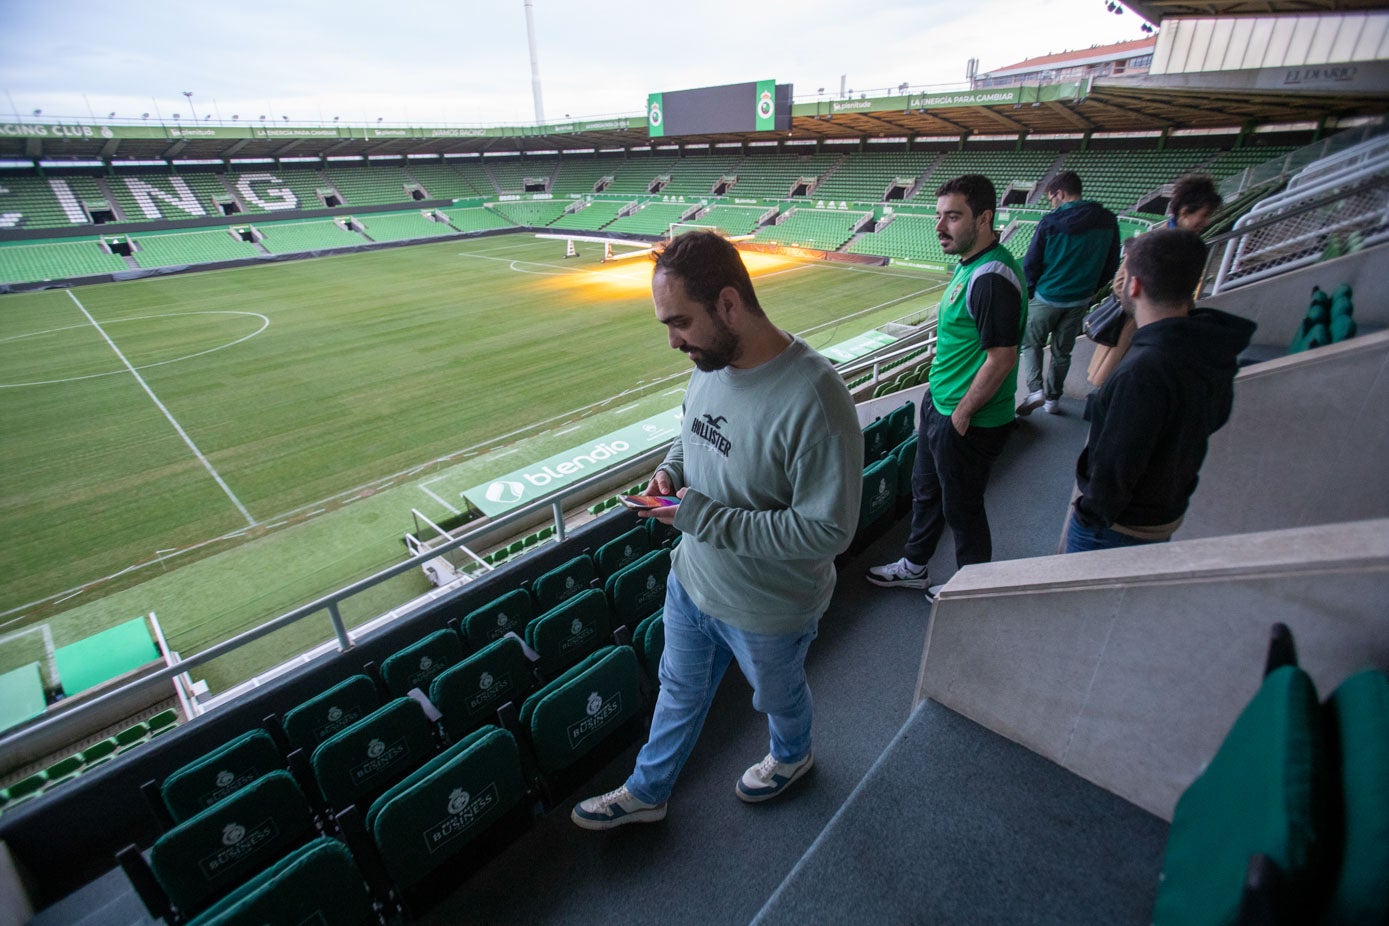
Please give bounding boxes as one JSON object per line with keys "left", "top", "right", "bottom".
{"left": 67, "top": 290, "right": 256, "bottom": 528}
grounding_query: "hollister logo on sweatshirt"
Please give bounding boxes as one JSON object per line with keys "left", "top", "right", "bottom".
{"left": 690, "top": 412, "right": 732, "bottom": 457}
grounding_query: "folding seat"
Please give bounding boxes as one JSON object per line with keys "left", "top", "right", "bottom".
{"left": 148, "top": 708, "right": 180, "bottom": 737}
{"left": 885, "top": 400, "right": 917, "bottom": 447}
{"left": 605, "top": 548, "right": 671, "bottom": 631}
{"left": 525, "top": 588, "right": 613, "bottom": 678}
{"left": 279, "top": 674, "right": 380, "bottom": 756}
{"left": 632, "top": 610, "right": 666, "bottom": 683}
{"left": 181, "top": 836, "right": 373, "bottom": 926}
{"left": 858, "top": 457, "right": 899, "bottom": 535}
{"left": 160, "top": 728, "right": 283, "bottom": 824}
{"left": 430, "top": 635, "right": 538, "bottom": 742}
{"left": 379, "top": 628, "right": 466, "bottom": 699}
{"left": 79, "top": 738, "right": 118, "bottom": 768}
{"left": 122, "top": 770, "right": 317, "bottom": 923}
{"left": 516, "top": 646, "right": 645, "bottom": 801}
{"left": 593, "top": 526, "right": 654, "bottom": 580}
{"left": 43, "top": 754, "right": 84, "bottom": 789}
{"left": 892, "top": 435, "right": 918, "bottom": 510}
{"left": 862, "top": 415, "right": 896, "bottom": 465}
{"left": 115, "top": 721, "right": 152, "bottom": 753}
{"left": 309, "top": 698, "right": 437, "bottom": 813}
{"left": 461, "top": 588, "right": 535, "bottom": 651}
{"left": 365, "top": 725, "right": 530, "bottom": 893}
{"left": 531, "top": 554, "right": 598, "bottom": 612}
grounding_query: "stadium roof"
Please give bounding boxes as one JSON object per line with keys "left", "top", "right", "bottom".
{"left": 1121, "top": 0, "right": 1388, "bottom": 24}
{"left": 984, "top": 39, "right": 1159, "bottom": 78}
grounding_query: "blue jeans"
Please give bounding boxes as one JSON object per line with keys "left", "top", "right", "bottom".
{"left": 625, "top": 571, "right": 818, "bottom": 805}
{"left": 1063, "top": 509, "right": 1165, "bottom": 553}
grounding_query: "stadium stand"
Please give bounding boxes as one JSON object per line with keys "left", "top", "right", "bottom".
{"left": 604, "top": 201, "right": 695, "bottom": 236}
{"left": 131, "top": 228, "right": 263, "bottom": 267}
{"left": 660, "top": 155, "right": 741, "bottom": 197}
{"left": 357, "top": 209, "right": 456, "bottom": 242}
{"left": 405, "top": 161, "right": 488, "bottom": 199}
{"left": 0, "top": 173, "right": 84, "bottom": 229}
{"left": 847, "top": 212, "right": 953, "bottom": 265}
{"left": 487, "top": 199, "right": 568, "bottom": 227}
{"left": 603, "top": 156, "right": 680, "bottom": 196}
{"left": 548, "top": 199, "right": 629, "bottom": 232}
{"left": 483, "top": 157, "right": 551, "bottom": 196}
{"left": 727, "top": 152, "right": 841, "bottom": 200}
{"left": 754, "top": 207, "right": 868, "bottom": 250}
{"left": 1058, "top": 147, "right": 1220, "bottom": 214}
{"left": 811, "top": 151, "right": 938, "bottom": 203}
{"left": 323, "top": 162, "right": 421, "bottom": 206}
{"left": 911, "top": 148, "right": 1060, "bottom": 206}
{"left": 105, "top": 171, "right": 224, "bottom": 223}
{"left": 226, "top": 165, "right": 333, "bottom": 214}
{"left": 0, "top": 237, "right": 130, "bottom": 282}
{"left": 256, "top": 218, "right": 364, "bottom": 253}
{"left": 692, "top": 203, "right": 773, "bottom": 235}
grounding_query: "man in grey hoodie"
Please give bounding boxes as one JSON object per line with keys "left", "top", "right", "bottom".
{"left": 1018, "top": 171, "right": 1121, "bottom": 415}
{"left": 572, "top": 231, "right": 863, "bottom": 829}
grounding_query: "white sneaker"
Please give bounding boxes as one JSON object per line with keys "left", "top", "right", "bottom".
{"left": 866, "top": 558, "right": 930, "bottom": 589}
{"left": 1016, "top": 390, "right": 1045, "bottom": 416}
{"left": 736, "top": 752, "right": 814, "bottom": 803}
{"left": 1044, "top": 399, "right": 1061, "bottom": 415}
{"left": 571, "top": 785, "right": 667, "bottom": 830}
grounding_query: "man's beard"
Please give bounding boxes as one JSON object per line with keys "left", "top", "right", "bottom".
{"left": 685, "top": 315, "right": 741, "bottom": 371}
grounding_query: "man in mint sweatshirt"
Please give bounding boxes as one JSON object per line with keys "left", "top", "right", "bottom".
{"left": 572, "top": 231, "right": 863, "bottom": 830}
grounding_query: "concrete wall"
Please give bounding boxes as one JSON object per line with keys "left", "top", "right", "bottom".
{"left": 1185, "top": 330, "right": 1389, "bottom": 538}
{"left": 915, "top": 519, "right": 1389, "bottom": 820}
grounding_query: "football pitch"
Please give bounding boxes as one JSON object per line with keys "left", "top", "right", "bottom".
{"left": 0, "top": 233, "right": 946, "bottom": 689}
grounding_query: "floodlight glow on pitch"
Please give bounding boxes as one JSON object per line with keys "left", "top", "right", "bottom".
{"left": 533, "top": 249, "right": 804, "bottom": 300}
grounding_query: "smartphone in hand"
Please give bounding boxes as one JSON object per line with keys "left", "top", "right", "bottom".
{"left": 619, "top": 495, "right": 681, "bottom": 510}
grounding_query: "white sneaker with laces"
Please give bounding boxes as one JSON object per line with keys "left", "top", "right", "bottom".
{"left": 1044, "top": 399, "right": 1061, "bottom": 414}
{"left": 736, "top": 752, "right": 815, "bottom": 803}
{"left": 571, "top": 785, "right": 667, "bottom": 830}
{"left": 866, "top": 558, "right": 930, "bottom": 589}
{"left": 1016, "top": 390, "right": 1045, "bottom": 416}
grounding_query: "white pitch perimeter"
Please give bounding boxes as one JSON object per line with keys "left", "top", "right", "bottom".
{"left": 66, "top": 289, "right": 256, "bottom": 528}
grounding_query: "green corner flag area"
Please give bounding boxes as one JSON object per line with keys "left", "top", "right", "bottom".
{"left": 0, "top": 232, "right": 944, "bottom": 692}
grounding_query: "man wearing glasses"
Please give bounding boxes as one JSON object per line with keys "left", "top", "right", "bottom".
{"left": 1017, "top": 171, "right": 1121, "bottom": 415}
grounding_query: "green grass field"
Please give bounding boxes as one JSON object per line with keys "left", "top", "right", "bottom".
{"left": 0, "top": 233, "right": 946, "bottom": 690}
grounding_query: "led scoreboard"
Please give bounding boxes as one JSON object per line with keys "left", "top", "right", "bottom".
{"left": 646, "top": 80, "right": 793, "bottom": 137}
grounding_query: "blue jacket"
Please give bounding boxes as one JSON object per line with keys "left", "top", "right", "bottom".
{"left": 1023, "top": 199, "right": 1121, "bottom": 306}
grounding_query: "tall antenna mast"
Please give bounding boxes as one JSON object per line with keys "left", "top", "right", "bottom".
{"left": 523, "top": 0, "right": 546, "bottom": 124}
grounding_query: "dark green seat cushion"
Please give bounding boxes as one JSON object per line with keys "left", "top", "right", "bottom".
{"left": 461, "top": 588, "right": 535, "bottom": 651}
{"left": 366, "top": 725, "right": 527, "bottom": 888}
{"left": 430, "top": 635, "right": 536, "bottom": 741}
{"left": 183, "top": 837, "right": 372, "bottom": 926}
{"left": 162, "top": 728, "right": 282, "bottom": 823}
{"left": 1323, "top": 669, "right": 1389, "bottom": 924}
{"left": 525, "top": 588, "right": 612, "bottom": 677}
{"left": 532, "top": 555, "right": 598, "bottom": 612}
{"left": 281, "top": 674, "right": 380, "bottom": 755}
{"left": 862, "top": 415, "right": 895, "bottom": 465}
{"left": 605, "top": 548, "right": 670, "bottom": 628}
{"left": 886, "top": 400, "right": 916, "bottom": 447}
{"left": 149, "top": 770, "right": 314, "bottom": 915}
{"left": 893, "top": 435, "right": 917, "bottom": 499}
{"left": 309, "top": 697, "right": 435, "bottom": 810}
{"left": 380, "top": 628, "right": 466, "bottom": 698}
{"left": 858, "top": 456, "right": 899, "bottom": 531}
{"left": 519, "top": 645, "right": 642, "bottom": 775}
{"left": 1153, "top": 665, "right": 1328, "bottom": 926}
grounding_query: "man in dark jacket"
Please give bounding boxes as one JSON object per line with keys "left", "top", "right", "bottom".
{"left": 1018, "top": 171, "right": 1121, "bottom": 415}
{"left": 1065, "top": 228, "right": 1256, "bottom": 552}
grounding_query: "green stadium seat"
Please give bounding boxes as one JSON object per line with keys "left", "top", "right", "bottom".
{"left": 4, "top": 772, "right": 46, "bottom": 803}
{"left": 430, "top": 635, "right": 537, "bottom": 743}
{"left": 379, "top": 628, "right": 466, "bottom": 699}
{"left": 604, "top": 548, "right": 671, "bottom": 631}
{"left": 632, "top": 610, "right": 666, "bottom": 683}
{"left": 79, "top": 737, "right": 118, "bottom": 768}
{"left": 885, "top": 401, "right": 917, "bottom": 447}
{"left": 280, "top": 674, "right": 381, "bottom": 756}
{"left": 182, "top": 837, "right": 374, "bottom": 926}
{"left": 461, "top": 588, "right": 535, "bottom": 651}
{"left": 309, "top": 697, "right": 436, "bottom": 811}
{"left": 115, "top": 721, "right": 152, "bottom": 753}
{"left": 892, "top": 435, "right": 918, "bottom": 507}
{"left": 161, "top": 728, "right": 283, "bottom": 824}
{"left": 525, "top": 588, "right": 613, "bottom": 678}
{"left": 857, "top": 456, "right": 900, "bottom": 539}
{"left": 43, "top": 754, "right": 84, "bottom": 788}
{"left": 593, "top": 527, "right": 655, "bottom": 580}
{"left": 148, "top": 708, "right": 180, "bottom": 737}
{"left": 366, "top": 725, "right": 529, "bottom": 890}
{"left": 862, "top": 416, "right": 895, "bottom": 465}
{"left": 133, "top": 770, "right": 316, "bottom": 921}
{"left": 518, "top": 645, "right": 644, "bottom": 788}
{"left": 1319, "top": 669, "right": 1389, "bottom": 923}
{"left": 531, "top": 555, "right": 598, "bottom": 612}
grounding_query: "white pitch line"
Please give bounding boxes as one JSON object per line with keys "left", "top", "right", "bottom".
{"left": 420, "top": 485, "right": 461, "bottom": 515}
{"left": 67, "top": 290, "right": 256, "bottom": 528}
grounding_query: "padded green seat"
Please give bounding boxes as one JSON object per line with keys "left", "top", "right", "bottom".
{"left": 531, "top": 555, "right": 597, "bottom": 612}
{"left": 525, "top": 588, "right": 612, "bottom": 677}
{"left": 430, "top": 635, "right": 536, "bottom": 742}
{"left": 893, "top": 435, "right": 917, "bottom": 502}
{"left": 281, "top": 674, "right": 380, "bottom": 755}
{"left": 885, "top": 400, "right": 916, "bottom": 447}
{"left": 162, "top": 728, "right": 282, "bottom": 823}
{"left": 367, "top": 725, "right": 528, "bottom": 888}
{"left": 605, "top": 548, "right": 671, "bottom": 630}
{"left": 858, "top": 456, "right": 899, "bottom": 532}
{"left": 183, "top": 837, "right": 373, "bottom": 926}
{"left": 43, "top": 754, "right": 84, "bottom": 789}
{"left": 862, "top": 416, "right": 895, "bottom": 465}
{"left": 1322, "top": 669, "right": 1389, "bottom": 923}
{"left": 519, "top": 645, "right": 643, "bottom": 776}
{"left": 633, "top": 610, "right": 665, "bottom": 681}
{"left": 115, "top": 721, "right": 151, "bottom": 752}
{"left": 148, "top": 708, "right": 180, "bottom": 736}
{"left": 461, "top": 588, "right": 535, "bottom": 651}
{"left": 5, "top": 772, "right": 46, "bottom": 801}
{"left": 148, "top": 770, "right": 315, "bottom": 917}
{"left": 1153, "top": 665, "right": 1328, "bottom": 926}
{"left": 380, "top": 628, "right": 466, "bottom": 698}
{"left": 594, "top": 527, "right": 654, "bottom": 580}
{"left": 309, "top": 698, "right": 435, "bottom": 811}
{"left": 80, "top": 738, "right": 117, "bottom": 767}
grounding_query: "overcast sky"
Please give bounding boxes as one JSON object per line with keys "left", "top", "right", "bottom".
{"left": 0, "top": 0, "right": 1148, "bottom": 126}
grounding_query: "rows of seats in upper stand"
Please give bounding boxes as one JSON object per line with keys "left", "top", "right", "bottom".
{"left": 116, "top": 519, "right": 678, "bottom": 924}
